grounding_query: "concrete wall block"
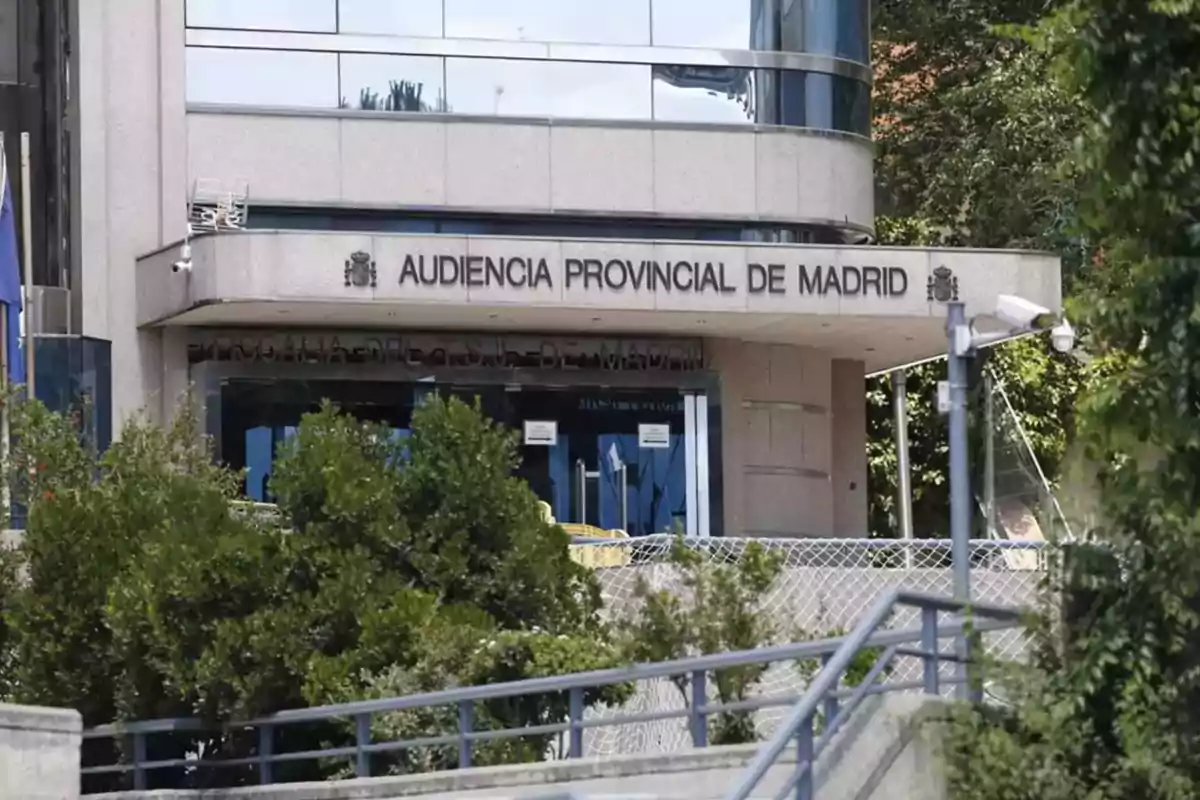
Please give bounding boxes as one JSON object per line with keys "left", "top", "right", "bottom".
{"left": 831, "top": 359, "right": 869, "bottom": 536}
{"left": 0, "top": 702, "right": 82, "bottom": 800}
{"left": 743, "top": 471, "right": 834, "bottom": 537}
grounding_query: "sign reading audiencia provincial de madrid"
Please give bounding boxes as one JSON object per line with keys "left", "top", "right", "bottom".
{"left": 382, "top": 252, "right": 912, "bottom": 298}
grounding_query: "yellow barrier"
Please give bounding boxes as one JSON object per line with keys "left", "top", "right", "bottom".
{"left": 562, "top": 523, "right": 633, "bottom": 568}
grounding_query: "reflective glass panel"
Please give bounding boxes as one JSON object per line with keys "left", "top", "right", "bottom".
{"left": 780, "top": 0, "right": 869, "bottom": 63}
{"left": 548, "top": 62, "right": 652, "bottom": 120}
{"left": 651, "top": 0, "right": 775, "bottom": 50}
{"left": 186, "top": 47, "right": 338, "bottom": 107}
{"left": 445, "top": 0, "right": 651, "bottom": 45}
{"left": 778, "top": 70, "right": 869, "bottom": 134}
{"left": 185, "top": 0, "right": 336, "bottom": 31}
{"left": 652, "top": 65, "right": 756, "bottom": 124}
{"left": 445, "top": 58, "right": 651, "bottom": 120}
{"left": 337, "top": 0, "right": 444, "bottom": 37}
{"left": 340, "top": 54, "right": 446, "bottom": 112}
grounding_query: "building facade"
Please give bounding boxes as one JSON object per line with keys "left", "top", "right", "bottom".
{"left": 24, "top": 0, "right": 1061, "bottom": 538}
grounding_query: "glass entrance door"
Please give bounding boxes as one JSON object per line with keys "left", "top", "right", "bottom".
{"left": 220, "top": 377, "right": 711, "bottom": 537}
{"left": 514, "top": 388, "right": 703, "bottom": 537}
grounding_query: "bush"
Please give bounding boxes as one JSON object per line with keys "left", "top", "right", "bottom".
{"left": 0, "top": 394, "right": 622, "bottom": 789}
{"left": 620, "top": 538, "right": 784, "bottom": 744}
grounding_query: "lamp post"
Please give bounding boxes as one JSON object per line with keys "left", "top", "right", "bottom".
{"left": 944, "top": 293, "right": 1076, "bottom": 699}
{"left": 946, "top": 301, "right": 971, "bottom": 606}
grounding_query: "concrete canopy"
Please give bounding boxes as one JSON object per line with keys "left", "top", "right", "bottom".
{"left": 137, "top": 231, "right": 1062, "bottom": 373}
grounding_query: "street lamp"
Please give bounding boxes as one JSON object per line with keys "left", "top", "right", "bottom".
{"left": 946, "top": 295, "right": 1075, "bottom": 598}
{"left": 945, "top": 295, "right": 1074, "bottom": 697}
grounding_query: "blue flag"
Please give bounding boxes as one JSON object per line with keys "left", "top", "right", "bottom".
{"left": 0, "top": 155, "right": 25, "bottom": 386}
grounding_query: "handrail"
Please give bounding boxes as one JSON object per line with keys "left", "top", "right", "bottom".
{"left": 571, "top": 534, "right": 1046, "bottom": 549}
{"left": 724, "top": 592, "right": 1024, "bottom": 800}
{"left": 80, "top": 590, "right": 1022, "bottom": 793}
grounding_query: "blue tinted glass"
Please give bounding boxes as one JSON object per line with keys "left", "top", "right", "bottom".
{"left": 247, "top": 213, "right": 336, "bottom": 230}
{"left": 780, "top": 0, "right": 869, "bottom": 63}
{"left": 245, "top": 427, "right": 273, "bottom": 501}
{"left": 777, "top": 70, "right": 869, "bottom": 135}
{"left": 438, "top": 220, "right": 494, "bottom": 235}
{"left": 336, "top": 217, "right": 437, "bottom": 233}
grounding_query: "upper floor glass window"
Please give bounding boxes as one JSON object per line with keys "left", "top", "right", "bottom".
{"left": 444, "top": 0, "right": 651, "bottom": 46}
{"left": 444, "top": 58, "right": 652, "bottom": 120}
{"left": 650, "top": 0, "right": 776, "bottom": 50}
{"left": 186, "top": 46, "right": 870, "bottom": 135}
{"left": 780, "top": 0, "right": 869, "bottom": 63}
{"left": 339, "top": 0, "right": 444, "bottom": 38}
{"left": 187, "top": 47, "right": 338, "bottom": 107}
{"left": 246, "top": 207, "right": 848, "bottom": 243}
{"left": 186, "top": 0, "right": 337, "bottom": 32}
{"left": 185, "top": 0, "right": 870, "bottom": 64}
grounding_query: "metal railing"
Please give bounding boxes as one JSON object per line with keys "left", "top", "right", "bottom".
{"left": 80, "top": 589, "right": 1022, "bottom": 795}
{"left": 725, "top": 590, "right": 1023, "bottom": 800}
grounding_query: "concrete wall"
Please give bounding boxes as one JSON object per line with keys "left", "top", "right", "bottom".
{"left": 187, "top": 110, "right": 876, "bottom": 231}
{"left": 711, "top": 341, "right": 837, "bottom": 538}
{"left": 74, "top": 0, "right": 187, "bottom": 427}
{"left": 831, "top": 358, "right": 869, "bottom": 536}
{"left": 0, "top": 702, "right": 83, "bottom": 800}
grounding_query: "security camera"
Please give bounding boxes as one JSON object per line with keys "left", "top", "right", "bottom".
{"left": 1050, "top": 319, "right": 1076, "bottom": 354}
{"left": 995, "top": 294, "right": 1056, "bottom": 330}
{"left": 172, "top": 242, "right": 193, "bottom": 273}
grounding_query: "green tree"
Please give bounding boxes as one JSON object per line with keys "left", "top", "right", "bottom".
{"left": 866, "top": 1, "right": 1089, "bottom": 538}
{"left": 620, "top": 538, "right": 784, "bottom": 744}
{"left": 1, "top": 395, "right": 624, "bottom": 789}
{"left": 945, "top": 2, "right": 1200, "bottom": 797}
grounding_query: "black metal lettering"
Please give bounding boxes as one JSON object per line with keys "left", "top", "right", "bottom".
{"left": 605, "top": 259, "right": 628, "bottom": 290}
{"left": 533, "top": 258, "right": 552, "bottom": 288}
{"left": 719, "top": 263, "right": 737, "bottom": 294}
{"left": 400, "top": 255, "right": 421, "bottom": 286}
{"left": 540, "top": 341, "right": 561, "bottom": 370}
{"left": 652, "top": 261, "right": 670, "bottom": 291}
{"left": 842, "top": 266, "right": 862, "bottom": 295}
{"left": 628, "top": 260, "right": 648, "bottom": 290}
{"left": 768, "top": 264, "right": 786, "bottom": 294}
{"left": 465, "top": 255, "right": 484, "bottom": 287}
{"left": 485, "top": 256, "right": 505, "bottom": 286}
{"left": 565, "top": 259, "right": 584, "bottom": 288}
{"left": 748, "top": 263, "right": 767, "bottom": 294}
{"left": 328, "top": 337, "right": 348, "bottom": 364}
{"left": 798, "top": 265, "right": 822, "bottom": 294}
{"left": 437, "top": 256, "right": 460, "bottom": 286}
{"left": 505, "top": 257, "right": 526, "bottom": 287}
{"left": 583, "top": 259, "right": 603, "bottom": 289}
{"left": 861, "top": 266, "right": 883, "bottom": 296}
{"left": 672, "top": 261, "right": 694, "bottom": 291}
{"left": 823, "top": 267, "right": 842, "bottom": 295}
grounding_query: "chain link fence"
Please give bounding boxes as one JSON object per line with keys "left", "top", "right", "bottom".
{"left": 981, "top": 371, "right": 1074, "bottom": 543}
{"left": 572, "top": 536, "right": 1045, "bottom": 757}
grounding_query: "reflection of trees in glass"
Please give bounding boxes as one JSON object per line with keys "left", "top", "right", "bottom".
{"left": 338, "top": 79, "right": 451, "bottom": 113}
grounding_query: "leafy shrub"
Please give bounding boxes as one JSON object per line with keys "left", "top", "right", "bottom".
{"left": 1, "top": 394, "right": 621, "bottom": 789}
{"left": 620, "top": 537, "right": 784, "bottom": 744}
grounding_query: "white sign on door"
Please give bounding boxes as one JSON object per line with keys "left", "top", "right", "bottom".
{"left": 523, "top": 420, "right": 558, "bottom": 446}
{"left": 638, "top": 423, "right": 671, "bottom": 449}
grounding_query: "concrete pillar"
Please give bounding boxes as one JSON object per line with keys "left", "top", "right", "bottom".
{"left": 0, "top": 702, "right": 82, "bottom": 800}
